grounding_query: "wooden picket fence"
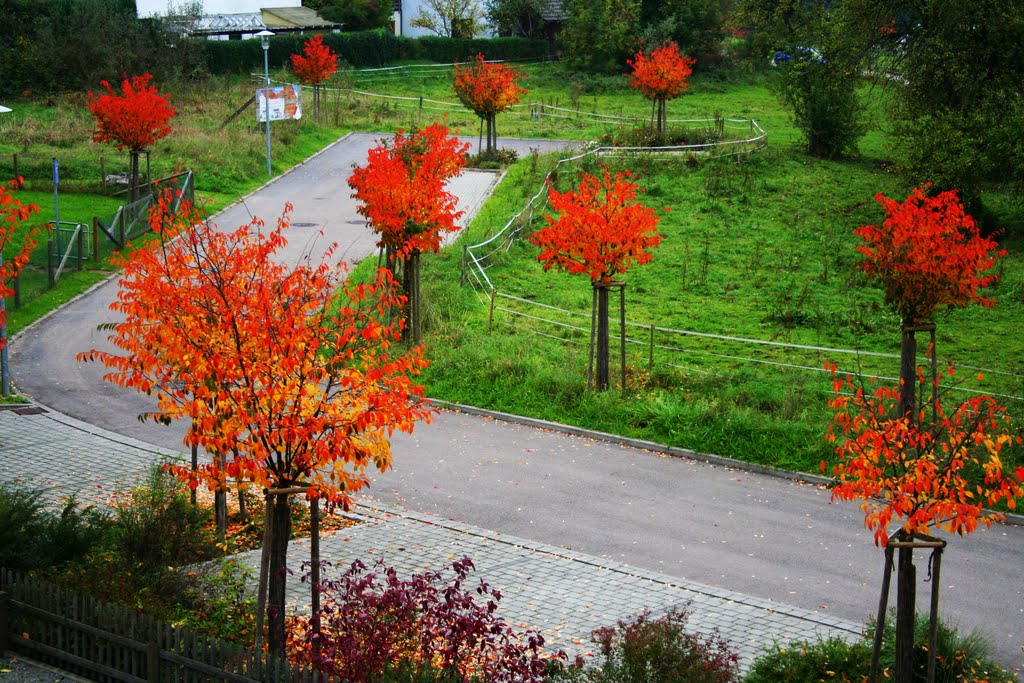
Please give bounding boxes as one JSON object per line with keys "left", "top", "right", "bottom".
{"left": 0, "top": 569, "right": 336, "bottom": 682}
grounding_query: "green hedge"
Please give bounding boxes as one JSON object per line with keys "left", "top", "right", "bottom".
{"left": 198, "top": 30, "right": 548, "bottom": 73}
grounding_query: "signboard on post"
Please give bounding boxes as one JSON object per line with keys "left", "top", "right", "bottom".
{"left": 256, "top": 85, "right": 302, "bottom": 122}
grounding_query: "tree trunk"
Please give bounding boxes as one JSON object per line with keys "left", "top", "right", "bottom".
{"left": 130, "top": 150, "right": 140, "bottom": 205}
{"left": 657, "top": 99, "right": 666, "bottom": 137}
{"left": 899, "top": 319, "right": 917, "bottom": 421}
{"left": 595, "top": 283, "right": 609, "bottom": 391}
{"left": 895, "top": 541, "right": 916, "bottom": 683}
{"left": 266, "top": 492, "right": 293, "bottom": 655}
{"left": 403, "top": 250, "right": 421, "bottom": 345}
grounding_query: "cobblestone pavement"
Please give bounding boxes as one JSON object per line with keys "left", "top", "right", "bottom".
{"left": 0, "top": 405, "right": 862, "bottom": 672}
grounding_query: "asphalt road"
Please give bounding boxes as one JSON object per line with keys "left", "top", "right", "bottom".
{"left": 9, "top": 133, "right": 1024, "bottom": 675}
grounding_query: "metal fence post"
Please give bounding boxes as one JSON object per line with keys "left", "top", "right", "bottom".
{"left": 76, "top": 225, "right": 83, "bottom": 270}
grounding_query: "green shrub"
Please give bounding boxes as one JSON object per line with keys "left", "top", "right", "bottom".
{"left": 0, "top": 484, "right": 108, "bottom": 571}
{"left": 0, "top": 484, "right": 46, "bottom": 570}
{"left": 743, "top": 637, "right": 871, "bottom": 683}
{"left": 744, "top": 614, "right": 1017, "bottom": 683}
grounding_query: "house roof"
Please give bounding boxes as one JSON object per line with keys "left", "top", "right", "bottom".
{"left": 262, "top": 6, "right": 337, "bottom": 29}
{"left": 185, "top": 6, "right": 337, "bottom": 36}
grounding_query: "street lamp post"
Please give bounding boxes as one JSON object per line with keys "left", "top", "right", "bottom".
{"left": 257, "top": 30, "right": 275, "bottom": 177}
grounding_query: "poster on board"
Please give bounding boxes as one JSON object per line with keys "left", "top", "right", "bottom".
{"left": 256, "top": 85, "right": 302, "bottom": 122}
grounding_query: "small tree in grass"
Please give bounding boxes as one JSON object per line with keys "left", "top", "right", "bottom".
{"left": 87, "top": 74, "right": 175, "bottom": 203}
{"left": 0, "top": 180, "right": 38, "bottom": 351}
{"left": 530, "top": 169, "right": 662, "bottom": 391}
{"left": 348, "top": 124, "right": 469, "bottom": 344}
{"left": 627, "top": 42, "right": 695, "bottom": 137}
{"left": 825, "top": 184, "right": 1015, "bottom": 683}
{"left": 291, "top": 34, "right": 338, "bottom": 124}
{"left": 452, "top": 54, "right": 527, "bottom": 156}
{"left": 81, "top": 195, "right": 432, "bottom": 655}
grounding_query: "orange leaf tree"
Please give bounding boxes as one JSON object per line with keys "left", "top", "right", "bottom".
{"left": 529, "top": 169, "right": 662, "bottom": 391}
{"left": 452, "top": 54, "right": 527, "bottom": 155}
{"left": 627, "top": 42, "right": 695, "bottom": 137}
{"left": 0, "top": 180, "right": 39, "bottom": 351}
{"left": 826, "top": 184, "right": 1009, "bottom": 682}
{"left": 80, "top": 194, "right": 432, "bottom": 654}
{"left": 348, "top": 124, "right": 468, "bottom": 344}
{"left": 87, "top": 74, "right": 175, "bottom": 203}
{"left": 291, "top": 34, "right": 338, "bottom": 124}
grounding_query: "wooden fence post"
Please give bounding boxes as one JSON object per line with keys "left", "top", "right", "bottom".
{"left": 100, "top": 157, "right": 106, "bottom": 194}
{"left": 460, "top": 246, "right": 467, "bottom": 286}
{"left": 11, "top": 154, "right": 17, "bottom": 183}
{"left": 648, "top": 324, "right": 655, "bottom": 371}
{"left": 12, "top": 273, "right": 20, "bottom": 308}
{"left": 92, "top": 217, "right": 100, "bottom": 263}
{"left": 146, "top": 641, "right": 160, "bottom": 683}
{"left": 0, "top": 591, "right": 9, "bottom": 655}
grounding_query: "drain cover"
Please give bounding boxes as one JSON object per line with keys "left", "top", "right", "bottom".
{"left": 12, "top": 406, "right": 47, "bottom": 415}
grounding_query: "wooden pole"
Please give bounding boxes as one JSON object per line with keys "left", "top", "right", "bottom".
{"left": 487, "top": 287, "right": 497, "bottom": 333}
{"left": 926, "top": 546, "right": 943, "bottom": 683}
{"left": 620, "top": 284, "right": 626, "bottom": 398}
{"left": 869, "top": 544, "right": 895, "bottom": 683}
{"left": 254, "top": 490, "right": 274, "bottom": 653}
{"left": 0, "top": 591, "right": 8, "bottom": 655}
{"left": 310, "top": 497, "right": 321, "bottom": 658}
{"left": 648, "top": 323, "right": 655, "bottom": 372}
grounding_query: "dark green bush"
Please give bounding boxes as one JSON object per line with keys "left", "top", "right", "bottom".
{"left": 0, "top": 484, "right": 108, "bottom": 571}
{"left": 744, "top": 614, "right": 1017, "bottom": 683}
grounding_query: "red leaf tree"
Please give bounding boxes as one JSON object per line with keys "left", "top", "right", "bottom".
{"left": 530, "top": 169, "right": 662, "bottom": 391}
{"left": 0, "top": 180, "right": 39, "bottom": 352}
{"left": 628, "top": 42, "right": 695, "bottom": 137}
{"left": 855, "top": 185, "right": 1003, "bottom": 419}
{"left": 80, "top": 194, "right": 432, "bottom": 654}
{"left": 291, "top": 34, "right": 338, "bottom": 124}
{"left": 826, "top": 184, "right": 1009, "bottom": 683}
{"left": 348, "top": 124, "right": 468, "bottom": 343}
{"left": 87, "top": 74, "right": 175, "bottom": 203}
{"left": 452, "top": 54, "right": 527, "bottom": 155}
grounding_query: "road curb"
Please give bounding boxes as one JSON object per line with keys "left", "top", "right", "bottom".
{"left": 428, "top": 398, "right": 1024, "bottom": 528}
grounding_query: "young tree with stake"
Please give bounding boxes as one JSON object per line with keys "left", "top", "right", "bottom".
{"left": 530, "top": 169, "right": 662, "bottom": 391}
{"left": 627, "top": 42, "right": 695, "bottom": 137}
{"left": 291, "top": 34, "right": 338, "bottom": 124}
{"left": 81, "top": 195, "right": 432, "bottom": 654}
{"left": 452, "top": 54, "right": 527, "bottom": 156}
{"left": 87, "top": 74, "right": 175, "bottom": 204}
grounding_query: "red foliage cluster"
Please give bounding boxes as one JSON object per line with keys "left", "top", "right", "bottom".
{"left": 452, "top": 53, "right": 527, "bottom": 118}
{"left": 290, "top": 34, "right": 339, "bottom": 85}
{"left": 87, "top": 74, "right": 175, "bottom": 152}
{"left": 628, "top": 42, "right": 695, "bottom": 104}
{"left": 856, "top": 185, "right": 1004, "bottom": 324}
{"left": 530, "top": 169, "right": 662, "bottom": 284}
{"left": 288, "top": 556, "right": 558, "bottom": 682}
{"left": 81, "top": 191, "right": 431, "bottom": 507}
{"left": 826, "top": 366, "right": 1024, "bottom": 547}
{"left": 348, "top": 124, "right": 469, "bottom": 256}
{"left": 0, "top": 180, "right": 39, "bottom": 348}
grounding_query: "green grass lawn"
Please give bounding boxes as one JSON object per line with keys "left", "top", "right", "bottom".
{"left": 3, "top": 61, "right": 1021, "bottom": 479}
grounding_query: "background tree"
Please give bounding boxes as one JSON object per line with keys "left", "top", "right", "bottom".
{"left": 741, "top": 0, "right": 867, "bottom": 158}
{"left": 826, "top": 184, "right": 1008, "bottom": 683}
{"left": 627, "top": 42, "right": 695, "bottom": 137}
{"left": 306, "top": 0, "right": 393, "bottom": 30}
{"left": 560, "top": 0, "right": 640, "bottom": 73}
{"left": 291, "top": 34, "right": 339, "bottom": 125}
{"left": 348, "top": 124, "right": 469, "bottom": 344}
{"left": 87, "top": 73, "right": 175, "bottom": 203}
{"left": 411, "top": 0, "right": 485, "bottom": 38}
{"left": 0, "top": 180, "right": 39, "bottom": 349}
{"left": 638, "top": 0, "right": 723, "bottom": 60}
{"left": 530, "top": 169, "right": 662, "bottom": 391}
{"left": 81, "top": 199, "right": 432, "bottom": 655}
{"left": 452, "top": 54, "right": 528, "bottom": 155}
{"left": 485, "top": 0, "right": 548, "bottom": 38}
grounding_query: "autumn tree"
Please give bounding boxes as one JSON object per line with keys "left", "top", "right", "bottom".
{"left": 530, "top": 169, "right": 662, "bottom": 391}
{"left": 290, "top": 34, "right": 338, "bottom": 124}
{"left": 87, "top": 73, "right": 175, "bottom": 203}
{"left": 0, "top": 180, "right": 38, "bottom": 354}
{"left": 348, "top": 124, "right": 468, "bottom": 344}
{"left": 824, "top": 185, "right": 1009, "bottom": 683}
{"left": 452, "top": 54, "right": 527, "bottom": 155}
{"left": 627, "top": 42, "right": 695, "bottom": 137}
{"left": 80, "top": 195, "right": 432, "bottom": 655}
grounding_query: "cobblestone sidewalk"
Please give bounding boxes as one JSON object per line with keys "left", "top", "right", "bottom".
{"left": 0, "top": 406, "right": 863, "bottom": 671}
